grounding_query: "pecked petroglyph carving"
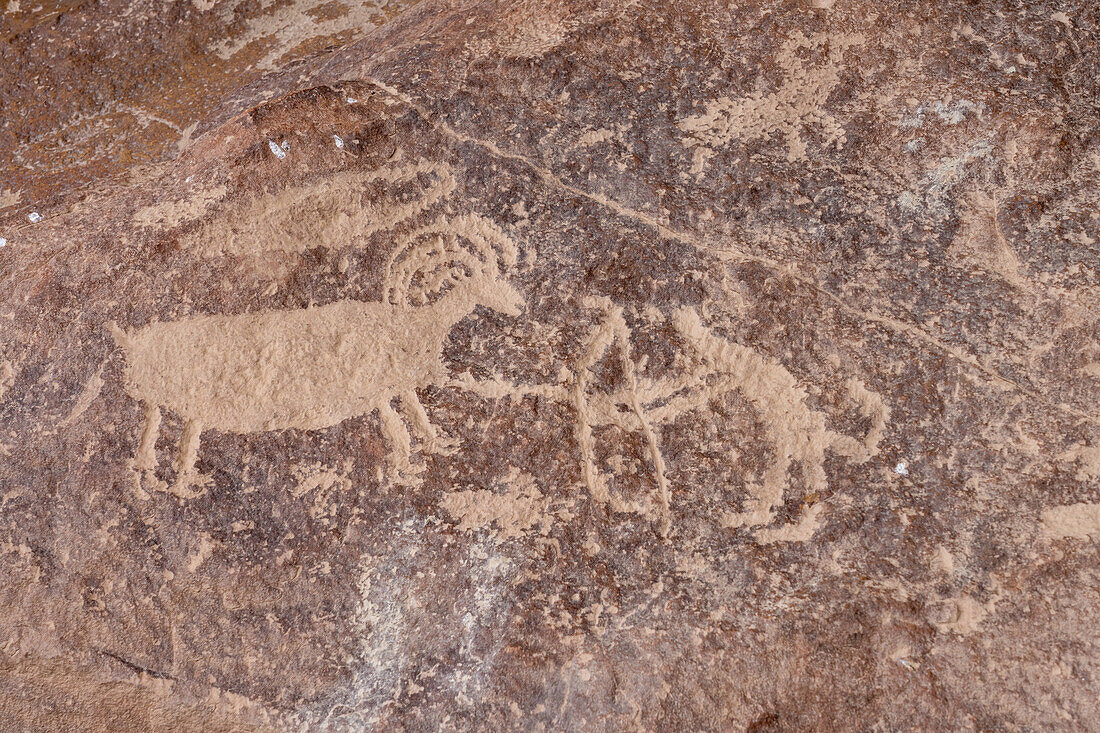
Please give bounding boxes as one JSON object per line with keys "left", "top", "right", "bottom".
{"left": 112, "top": 212, "right": 523, "bottom": 497}
{"left": 666, "top": 308, "right": 887, "bottom": 543}
{"left": 678, "top": 31, "right": 864, "bottom": 163}
{"left": 182, "top": 159, "right": 456, "bottom": 257}
{"left": 454, "top": 300, "right": 887, "bottom": 543}
{"left": 571, "top": 297, "right": 672, "bottom": 535}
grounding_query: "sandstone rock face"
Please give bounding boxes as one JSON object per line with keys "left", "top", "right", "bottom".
{"left": 2, "top": 0, "right": 1099, "bottom": 729}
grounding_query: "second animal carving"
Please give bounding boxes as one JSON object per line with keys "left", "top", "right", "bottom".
{"left": 112, "top": 213, "right": 523, "bottom": 497}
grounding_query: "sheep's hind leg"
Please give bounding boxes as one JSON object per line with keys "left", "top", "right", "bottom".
{"left": 130, "top": 402, "right": 162, "bottom": 497}
{"left": 169, "top": 419, "right": 208, "bottom": 499}
{"left": 398, "top": 389, "right": 458, "bottom": 456}
{"left": 378, "top": 401, "right": 421, "bottom": 484}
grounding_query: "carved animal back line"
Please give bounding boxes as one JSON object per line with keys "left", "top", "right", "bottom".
{"left": 183, "top": 159, "right": 457, "bottom": 258}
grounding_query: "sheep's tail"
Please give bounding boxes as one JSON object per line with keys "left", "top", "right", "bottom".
{"left": 107, "top": 320, "right": 134, "bottom": 354}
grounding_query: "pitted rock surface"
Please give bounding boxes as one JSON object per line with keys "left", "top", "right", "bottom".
{"left": 2, "top": 0, "right": 1099, "bottom": 730}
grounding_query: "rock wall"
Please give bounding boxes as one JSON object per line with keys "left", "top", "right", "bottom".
{"left": 1, "top": 0, "right": 1099, "bottom": 729}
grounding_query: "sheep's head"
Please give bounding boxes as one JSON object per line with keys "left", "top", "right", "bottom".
{"left": 384, "top": 213, "right": 524, "bottom": 316}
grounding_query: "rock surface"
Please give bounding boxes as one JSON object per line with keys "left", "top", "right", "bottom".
{"left": 2, "top": 0, "right": 1100, "bottom": 729}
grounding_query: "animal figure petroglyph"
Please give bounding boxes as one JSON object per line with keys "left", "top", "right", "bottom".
{"left": 453, "top": 299, "right": 888, "bottom": 543}
{"left": 678, "top": 31, "right": 863, "bottom": 164}
{"left": 112, "top": 212, "right": 522, "bottom": 497}
{"left": 184, "top": 160, "right": 456, "bottom": 257}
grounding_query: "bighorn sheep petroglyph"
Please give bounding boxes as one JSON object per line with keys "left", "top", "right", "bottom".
{"left": 112, "top": 212, "right": 522, "bottom": 497}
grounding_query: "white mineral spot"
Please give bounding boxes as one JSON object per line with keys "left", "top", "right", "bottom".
{"left": 894, "top": 461, "right": 909, "bottom": 475}
{"left": 0, "top": 238, "right": 6, "bottom": 247}
{"left": 347, "top": 97, "right": 358, "bottom": 104}
{"left": 27, "top": 212, "right": 42, "bottom": 223}
{"left": 334, "top": 134, "right": 345, "bottom": 149}
{"left": 268, "top": 139, "right": 287, "bottom": 159}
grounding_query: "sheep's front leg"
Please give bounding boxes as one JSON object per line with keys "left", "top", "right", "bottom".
{"left": 169, "top": 419, "right": 207, "bottom": 499}
{"left": 134, "top": 403, "right": 161, "bottom": 471}
{"left": 378, "top": 401, "right": 421, "bottom": 483}
{"left": 398, "top": 389, "right": 458, "bottom": 456}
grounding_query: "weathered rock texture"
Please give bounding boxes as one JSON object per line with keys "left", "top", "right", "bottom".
{"left": 2, "top": 0, "right": 1100, "bottom": 729}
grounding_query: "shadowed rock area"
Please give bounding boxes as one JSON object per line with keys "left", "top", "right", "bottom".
{"left": 2, "top": 0, "right": 1099, "bottom": 729}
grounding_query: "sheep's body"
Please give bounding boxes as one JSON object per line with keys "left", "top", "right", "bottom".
{"left": 116, "top": 299, "right": 455, "bottom": 434}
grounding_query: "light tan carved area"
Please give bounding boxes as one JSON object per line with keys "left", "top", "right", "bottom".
{"left": 1041, "top": 503, "right": 1100, "bottom": 541}
{"left": 181, "top": 158, "right": 456, "bottom": 257}
{"left": 439, "top": 467, "right": 561, "bottom": 540}
{"left": 946, "top": 190, "right": 1028, "bottom": 289}
{"left": 112, "top": 194, "right": 524, "bottom": 497}
{"left": 0, "top": 655, "right": 275, "bottom": 731}
{"left": 678, "top": 31, "right": 864, "bottom": 167}
{"left": 111, "top": 143, "right": 887, "bottom": 544}
{"left": 211, "top": 0, "right": 414, "bottom": 70}
{"left": 454, "top": 300, "right": 888, "bottom": 544}
{"left": 133, "top": 185, "right": 228, "bottom": 229}
{"left": 0, "top": 188, "right": 21, "bottom": 210}
{"left": 464, "top": 0, "right": 576, "bottom": 59}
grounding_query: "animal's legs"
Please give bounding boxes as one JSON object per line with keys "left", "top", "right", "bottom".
{"left": 170, "top": 419, "right": 207, "bottom": 499}
{"left": 134, "top": 403, "right": 161, "bottom": 471}
{"left": 398, "top": 389, "right": 458, "bottom": 455}
{"left": 378, "top": 401, "right": 419, "bottom": 482}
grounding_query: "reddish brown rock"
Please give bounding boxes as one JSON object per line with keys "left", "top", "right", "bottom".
{"left": 2, "top": 0, "right": 1100, "bottom": 729}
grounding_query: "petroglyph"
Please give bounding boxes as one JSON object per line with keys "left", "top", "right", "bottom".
{"left": 212, "top": 0, "right": 402, "bottom": 70}
{"left": 133, "top": 185, "right": 227, "bottom": 229}
{"left": 947, "top": 191, "right": 1026, "bottom": 288}
{"left": 293, "top": 460, "right": 354, "bottom": 522}
{"left": 571, "top": 297, "right": 671, "bottom": 534}
{"left": 669, "top": 307, "right": 886, "bottom": 542}
{"left": 438, "top": 467, "right": 555, "bottom": 540}
{"left": 1059, "top": 442, "right": 1100, "bottom": 482}
{"left": 183, "top": 159, "right": 456, "bottom": 257}
{"left": 112, "top": 211, "right": 523, "bottom": 496}
{"left": 455, "top": 301, "right": 887, "bottom": 543}
{"left": 0, "top": 361, "right": 15, "bottom": 402}
{"left": 1041, "top": 503, "right": 1100, "bottom": 540}
{"left": 58, "top": 365, "right": 105, "bottom": 427}
{"left": 678, "top": 31, "right": 863, "bottom": 162}
{"left": 466, "top": 1, "right": 576, "bottom": 59}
